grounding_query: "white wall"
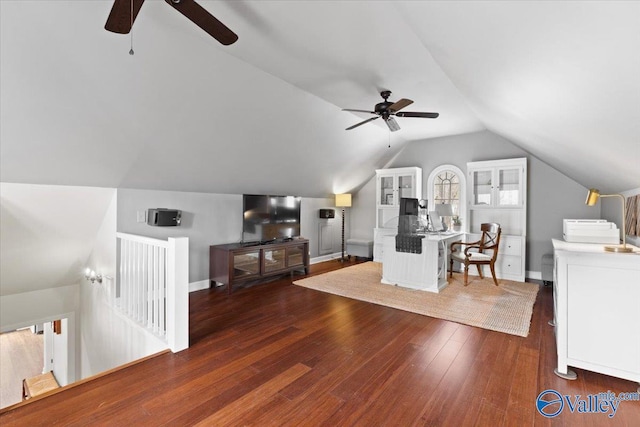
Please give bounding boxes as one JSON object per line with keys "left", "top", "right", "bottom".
{"left": 80, "top": 189, "right": 167, "bottom": 379}
{"left": 0, "top": 183, "right": 118, "bottom": 296}
{"left": 350, "top": 178, "right": 376, "bottom": 240}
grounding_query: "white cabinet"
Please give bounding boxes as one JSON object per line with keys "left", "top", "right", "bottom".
{"left": 466, "top": 158, "right": 526, "bottom": 281}
{"left": 552, "top": 240, "right": 640, "bottom": 383}
{"left": 374, "top": 167, "right": 422, "bottom": 262}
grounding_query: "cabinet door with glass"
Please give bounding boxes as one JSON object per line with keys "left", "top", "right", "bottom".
{"left": 286, "top": 244, "right": 305, "bottom": 268}
{"left": 470, "top": 167, "right": 494, "bottom": 206}
{"left": 495, "top": 166, "right": 523, "bottom": 207}
{"left": 232, "top": 250, "right": 261, "bottom": 280}
{"left": 378, "top": 173, "right": 396, "bottom": 207}
{"left": 376, "top": 167, "right": 422, "bottom": 207}
{"left": 469, "top": 161, "right": 524, "bottom": 208}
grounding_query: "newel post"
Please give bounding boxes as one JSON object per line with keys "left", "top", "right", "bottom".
{"left": 166, "top": 237, "right": 189, "bottom": 352}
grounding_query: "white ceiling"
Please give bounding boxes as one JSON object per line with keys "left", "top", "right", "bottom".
{"left": 1, "top": 0, "right": 639, "bottom": 197}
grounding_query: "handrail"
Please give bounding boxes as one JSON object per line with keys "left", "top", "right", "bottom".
{"left": 116, "top": 232, "right": 169, "bottom": 248}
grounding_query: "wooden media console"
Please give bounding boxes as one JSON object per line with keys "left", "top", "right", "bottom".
{"left": 210, "top": 238, "right": 310, "bottom": 294}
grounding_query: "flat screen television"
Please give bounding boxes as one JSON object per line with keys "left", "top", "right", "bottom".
{"left": 398, "top": 197, "right": 420, "bottom": 234}
{"left": 242, "top": 194, "right": 301, "bottom": 244}
{"left": 399, "top": 197, "right": 419, "bottom": 216}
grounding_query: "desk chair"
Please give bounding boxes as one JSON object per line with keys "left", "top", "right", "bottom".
{"left": 449, "top": 223, "right": 502, "bottom": 286}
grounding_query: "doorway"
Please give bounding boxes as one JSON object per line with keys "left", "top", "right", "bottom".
{"left": 0, "top": 327, "right": 44, "bottom": 408}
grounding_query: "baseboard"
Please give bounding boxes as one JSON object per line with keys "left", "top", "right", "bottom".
{"left": 189, "top": 279, "right": 210, "bottom": 293}
{"left": 310, "top": 253, "right": 343, "bottom": 264}
{"left": 526, "top": 270, "right": 542, "bottom": 280}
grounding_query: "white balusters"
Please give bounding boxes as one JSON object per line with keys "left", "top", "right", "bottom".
{"left": 115, "top": 233, "right": 188, "bottom": 352}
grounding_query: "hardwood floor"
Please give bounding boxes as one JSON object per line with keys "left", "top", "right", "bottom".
{"left": 1, "top": 259, "right": 638, "bottom": 426}
{"left": 0, "top": 329, "right": 44, "bottom": 409}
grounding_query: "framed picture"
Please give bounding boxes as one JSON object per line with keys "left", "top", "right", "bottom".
{"left": 385, "top": 194, "right": 394, "bottom": 205}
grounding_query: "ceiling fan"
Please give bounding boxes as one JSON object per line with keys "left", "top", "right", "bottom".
{"left": 343, "top": 90, "right": 439, "bottom": 132}
{"left": 105, "top": 0, "right": 238, "bottom": 46}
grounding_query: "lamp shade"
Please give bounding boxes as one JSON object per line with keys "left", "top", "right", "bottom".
{"left": 335, "top": 193, "right": 352, "bottom": 208}
{"left": 585, "top": 188, "right": 600, "bottom": 206}
{"left": 435, "top": 203, "right": 454, "bottom": 216}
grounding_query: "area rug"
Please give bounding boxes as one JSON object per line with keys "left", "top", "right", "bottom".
{"left": 294, "top": 262, "right": 539, "bottom": 337}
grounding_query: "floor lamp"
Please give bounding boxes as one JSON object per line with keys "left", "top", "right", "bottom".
{"left": 585, "top": 188, "right": 632, "bottom": 253}
{"left": 335, "top": 193, "right": 352, "bottom": 262}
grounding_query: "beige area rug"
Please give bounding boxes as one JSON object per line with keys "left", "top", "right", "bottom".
{"left": 294, "top": 262, "right": 540, "bottom": 337}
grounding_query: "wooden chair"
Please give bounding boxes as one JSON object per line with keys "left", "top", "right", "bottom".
{"left": 449, "top": 223, "right": 502, "bottom": 286}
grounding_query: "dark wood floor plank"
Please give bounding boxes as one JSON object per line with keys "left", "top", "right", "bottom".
{"left": 193, "top": 363, "right": 311, "bottom": 426}
{"left": 2, "top": 259, "right": 639, "bottom": 426}
{"left": 351, "top": 338, "right": 465, "bottom": 426}
{"left": 503, "top": 346, "right": 539, "bottom": 425}
{"left": 412, "top": 326, "right": 490, "bottom": 426}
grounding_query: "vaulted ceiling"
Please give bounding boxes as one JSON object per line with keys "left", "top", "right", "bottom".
{"left": 1, "top": 1, "right": 639, "bottom": 197}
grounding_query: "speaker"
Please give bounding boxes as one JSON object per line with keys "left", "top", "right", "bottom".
{"left": 319, "top": 209, "right": 335, "bottom": 219}
{"left": 147, "top": 208, "right": 182, "bottom": 226}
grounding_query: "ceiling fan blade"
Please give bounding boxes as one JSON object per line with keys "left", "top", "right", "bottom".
{"left": 342, "top": 109, "right": 376, "bottom": 114}
{"left": 164, "top": 0, "right": 238, "bottom": 45}
{"left": 385, "top": 117, "right": 401, "bottom": 132}
{"left": 346, "top": 116, "right": 380, "bottom": 130}
{"left": 395, "top": 111, "right": 439, "bottom": 118}
{"left": 105, "top": 0, "right": 145, "bottom": 34}
{"left": 388, "top": 98, "right": 413, "bottom": 112}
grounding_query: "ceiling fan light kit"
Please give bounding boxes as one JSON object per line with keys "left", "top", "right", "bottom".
{"left": 343, "top": 90, "right": 439, "bottom": 132}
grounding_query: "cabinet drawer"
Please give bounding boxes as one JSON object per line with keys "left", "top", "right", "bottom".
{"left": 497, "top": 255, "right": 522, "bottom": 276}
{"left": 500, "top": 236, "right": 522, "bottom": 256}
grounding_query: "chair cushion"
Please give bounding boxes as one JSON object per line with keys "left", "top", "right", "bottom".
{"left": 451, "top": 251, "right": 491, "bottom": 262}
{"left": 468, "top": 252, "right": 492, "bottom": 261}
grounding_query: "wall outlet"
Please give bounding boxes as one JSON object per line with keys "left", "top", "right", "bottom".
{"left": 136, "top": 211, "right": 146, "bottom": 223}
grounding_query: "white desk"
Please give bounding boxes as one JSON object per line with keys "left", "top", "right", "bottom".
{"left": 381, "top": 232, "right": 463, "bottom": 293}
{"left": 552, "top": 239, "right": 640, "bottom": 385}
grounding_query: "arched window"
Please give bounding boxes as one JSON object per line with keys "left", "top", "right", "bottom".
{"left": 427, "top": 165, "right": 466, "bottom": 229}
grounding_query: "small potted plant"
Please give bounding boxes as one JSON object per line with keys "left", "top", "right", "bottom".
{"left": 452, "top": 216, "right": 462, "bottom": 231}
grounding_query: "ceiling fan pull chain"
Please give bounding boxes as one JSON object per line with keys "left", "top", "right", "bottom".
{"left": 129, "top": 0, "right": 135, "bottom": 55}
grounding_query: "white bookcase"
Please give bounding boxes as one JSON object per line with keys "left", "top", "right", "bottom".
{"left": 373, "top": 167, "right": 422, "bottom": 262}
{"left": 466, "top": 158, "right": 527, "bottom": 282}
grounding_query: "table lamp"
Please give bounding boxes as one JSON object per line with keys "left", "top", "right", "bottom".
{"left": 435, "top": 203, "right": 454, "bottom": 231}
{"left": 585, "top": 188, "right": 632, "bottom": 253}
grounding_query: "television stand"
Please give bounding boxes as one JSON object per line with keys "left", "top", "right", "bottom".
{"left": 210, "top": 238, "right": 310, "bottom": 294}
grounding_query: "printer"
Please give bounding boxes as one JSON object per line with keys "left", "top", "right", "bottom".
{"left": 562, "top": 219, "right": 620, "bottom": 244}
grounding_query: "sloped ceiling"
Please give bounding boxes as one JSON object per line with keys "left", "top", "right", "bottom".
{"left": 0, "top": 183, "right": 116, "bottom": 296}
{"left": 1, "top": 0, "right": 639, "bottom": 198}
